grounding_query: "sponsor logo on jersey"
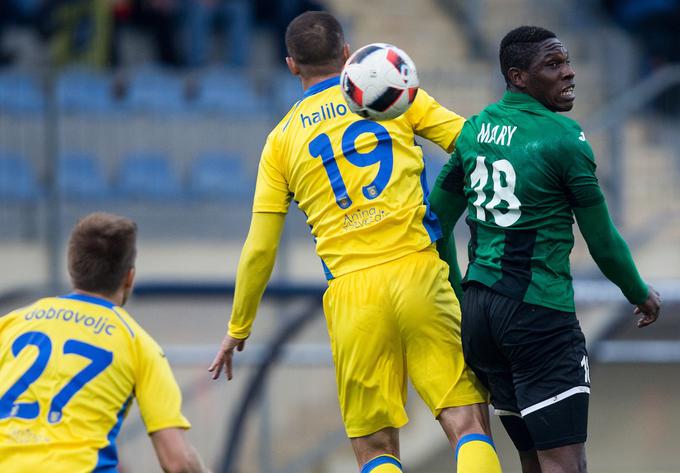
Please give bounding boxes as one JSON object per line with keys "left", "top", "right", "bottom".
{"left": 8, "top": 426, "right": 50, "bottom": 444}
{"left": 343, "top": 206, "right": 388, "bottom": 231}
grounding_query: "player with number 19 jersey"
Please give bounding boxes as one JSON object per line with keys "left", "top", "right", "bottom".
{"left": 254, "top": 76, "right": 465, "bottom": 278}
{"left": 0, "top": 294, "right": 190, "bottom": 473}
{"left": 250, "top": 75, "right": 491, "bottom": 438}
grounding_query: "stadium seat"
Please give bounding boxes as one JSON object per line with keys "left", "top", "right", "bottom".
{"left": 0, "top": 152, "right": 41, "bottom": 201}
{"left": 183, "top": 0, "right": 253, "bottom": 68}
{"left": 124, "top": 67, "right": 188, "bottom": 114}
{"left": 0, "top": 71, "right": 44, "bottom": 114}
{"left": 56, "top": 67, "right": 118, "bottom": 113}
{"left": 115, "top": 152, "right": 183, "bottom": 200}
{"left": 191, "top": 68, "right": 266, "bottom": 115}
{"left": 274, "top": 71, "right": 303, "bottom": 110}
{"left": 187, "top": 152, "right": 251, "bottom": 200}
{"left": 58, "top": 152, "right": 111, "bottom": 200}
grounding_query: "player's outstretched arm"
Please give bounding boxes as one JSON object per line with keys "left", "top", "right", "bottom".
{"left": 574, "top": 202, "right": 661, "bottom": 327}
{"left": 429, "top": 154, "right": 468, "bottom": 300}
{"left": 151, "top": 428, "right": 211, "bottom": 473}
{"left": 209, "top": 212, "right": 286, "bottom": 380}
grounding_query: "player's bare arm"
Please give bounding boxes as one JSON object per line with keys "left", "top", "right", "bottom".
{"left": 151, "top": 428, "right": 212, "bottom": 473}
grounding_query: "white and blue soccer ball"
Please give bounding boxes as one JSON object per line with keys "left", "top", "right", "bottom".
{"left": 340, "top": 43, "right": 419, "bottom": 121}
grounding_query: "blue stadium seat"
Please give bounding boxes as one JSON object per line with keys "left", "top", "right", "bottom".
{"left": 124, "top": 67, "right": 188, "bottom": 113}
{"left": 274, "top": 71, "right": 303, "bottom": 110}
{"left": 187, "top": 152, "right": 251, "bottom": 200}
{"left": 0, "top": 152, "right": 41, "bottom": 201}
{"left": 56, "top": 67, "right": 118, "bottom": 113}
{"left": 58, "top": 152, "right": 111, "bottom": 200}
{"left": 0, "top": 71, "right": 44, "bottom": 114}
{"left": 192, "top": 68, "right": 266, "bottom": 115}
{"left": 115, "top": 152, "right": 182, "bottom": 200}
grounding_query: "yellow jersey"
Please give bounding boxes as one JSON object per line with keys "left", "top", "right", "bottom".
{"left": 0, "top": 293, "right": 190, "bottom": 473}
{"left": 253, "top": 75, "right": 465, "bottom": 279}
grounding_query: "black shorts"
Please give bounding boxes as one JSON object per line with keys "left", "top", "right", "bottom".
{"left": 461, "top": 282, "right": 590, "bottom": 451}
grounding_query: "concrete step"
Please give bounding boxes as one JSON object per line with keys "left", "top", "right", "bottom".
{"left": 622, "top": 121, "right": 677, "bottom": 224}
{"left": 327, "top": 0, "right": 471, "bottom": 67}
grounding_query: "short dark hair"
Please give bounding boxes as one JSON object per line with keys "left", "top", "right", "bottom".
{"left": 499, "top": 26, "right": 557, "bottom": 84}
{"left": 67, "top": 212, "right": 137, "bottom": 295}
{"left": 285, "top": 10, "right": 345, "bottom": 77}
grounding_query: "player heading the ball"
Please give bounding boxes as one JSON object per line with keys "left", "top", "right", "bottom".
{"left": 209, "top": 10, "right": 502, "bottom": 473}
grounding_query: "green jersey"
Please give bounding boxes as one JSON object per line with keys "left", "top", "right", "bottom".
{"left": 435, "top": 91, "right": 605, "bottom": 312}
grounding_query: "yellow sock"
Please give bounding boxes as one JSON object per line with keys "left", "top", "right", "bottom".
{"left": 456, "top": 434, "right": 502, "bottom": 473}
{"left": 361, "top": 454, "right": 402, "bottom": 472}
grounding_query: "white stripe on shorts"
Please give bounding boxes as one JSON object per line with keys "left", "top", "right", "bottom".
{"left": 494, "top": 408, "right": 522, "bottom": 418}
{"left": 520, "top": 386, "right": 590, "bottom": 417}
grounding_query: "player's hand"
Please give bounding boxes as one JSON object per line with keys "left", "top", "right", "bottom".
{"left": 634, "top": 285, "right": 661, "bottom": 328}
{"left": 208, "top": 333, "right": 246, "bottom": 380}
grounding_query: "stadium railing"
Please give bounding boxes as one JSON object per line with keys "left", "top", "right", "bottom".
{"left": 111, "top": 278, "right": 679, "bottom": 473}
{"left": 583, "top": 64, "right": 680, "bottom": 225}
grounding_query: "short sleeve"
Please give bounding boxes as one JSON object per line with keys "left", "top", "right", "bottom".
{"left": 557, "top": 128, "right": 605, "bottom": 208}
{"left": 252, "top": 133, "right": 292, "bottom": 214}
{"left": 405, "top": 88, "right": 465, "bottom": 153}
{"left": 134, "top": 329, "right": 191, "bottom": 434}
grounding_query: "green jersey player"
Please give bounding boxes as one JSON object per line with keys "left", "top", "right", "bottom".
{"left": 429, "top": 26, "right": 661, "bottom": 473}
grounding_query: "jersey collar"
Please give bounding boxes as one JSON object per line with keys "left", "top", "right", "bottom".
{"left": 500, "top": 90, "right": 550, "bottom": 112}
{"left": 303, "top": 75, "right": 340, "bottom": 98}
{"left": 59, "top": 292, "right": 117, "bottom": 309}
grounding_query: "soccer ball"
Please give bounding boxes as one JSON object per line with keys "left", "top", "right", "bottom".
{"left": 340, "top": 43, "right": 419, "bottom": 121}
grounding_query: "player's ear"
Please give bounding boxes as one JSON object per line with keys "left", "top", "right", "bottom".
{"left": 507, "top": 67, "right": 527, "bottom": 89}
{"left": 286, "top": 56, "right": 300, "bottom": 76}
{"left": 124, "top": 267, "right": 135, "bottom": 291}
{"left": 342, "top": 43, "right": 350, "bottom": 61}
{"left": 119, "top": 267, "right": 135, "bottom": 307}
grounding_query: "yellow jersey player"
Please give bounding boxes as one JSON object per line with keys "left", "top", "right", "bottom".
{"left": 209, "top": 11, "right": 502, "bottom": 473}
{"left": 0, "top": 213, "right": 209, "bottom": 473}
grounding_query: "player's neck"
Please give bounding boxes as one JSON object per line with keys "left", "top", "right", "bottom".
{"left": 301, "top": 72, "right": 341, "bottom": 92}
{"left": 72, "top": 288, "right": 122, "bottom": 307}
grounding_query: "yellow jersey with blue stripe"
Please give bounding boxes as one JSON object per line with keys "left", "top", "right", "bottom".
{"left": 253, "top": 76, "right": 465, "bottom": 279}
{"left": 0, "top": 293, "right": 190, "bottom": 473}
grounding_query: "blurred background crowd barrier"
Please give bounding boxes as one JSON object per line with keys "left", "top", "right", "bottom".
{"left": 0, "top": 0, "right": 679, "bottom": 472}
